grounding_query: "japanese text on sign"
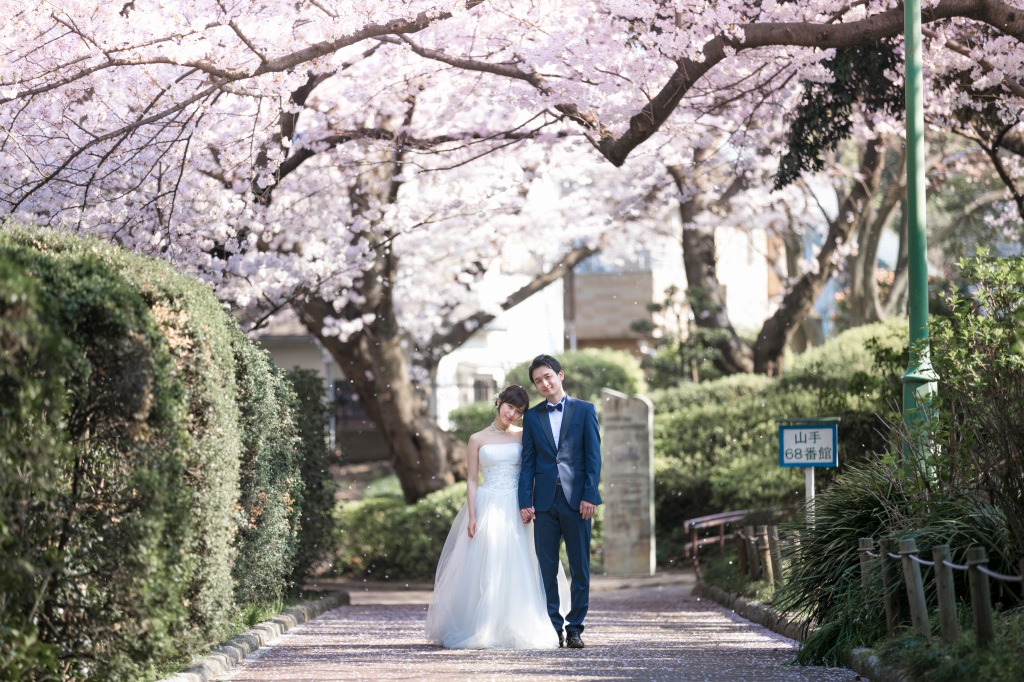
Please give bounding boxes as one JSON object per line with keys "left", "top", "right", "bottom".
{"left": 778, "top": 425, "right": 838, "bottom": 468}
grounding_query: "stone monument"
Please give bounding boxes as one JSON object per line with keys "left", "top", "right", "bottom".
{"left": 600, "top": 388, "right": 655, "bottom": 576}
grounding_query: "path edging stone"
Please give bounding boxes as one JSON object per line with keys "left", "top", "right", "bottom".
{"left": 692, "top": 580, "right": 911, "bottom": 682}
{"left": 159, "top": 592, "right": 350, "bottom": 682}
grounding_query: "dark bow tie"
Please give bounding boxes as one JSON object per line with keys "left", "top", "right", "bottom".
{"left": 545, "top": 402, "right": 563, "bottom": 412}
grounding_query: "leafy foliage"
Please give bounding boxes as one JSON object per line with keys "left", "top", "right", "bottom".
{"left": 931, "top": 252, "right": 1024, "bottom": 552}
{"left": 774, "top": 253, "right": 1024, "bottom": 666}
{"left": 332, "top": 477, "right": 605, "bottom": 580}
{"left": 286, "top": 369, "right": 339, "bottom": 583}
{"left": 0, "top": 224, "right": 315, "bottom": 680}
{"left": 231, "top": 338, "right": 304, "bottom": 608}
{"left": 333, "top": 486, "right": 467, "bottom": 580}
{"left": 775, "top": 40, "right": 905, "bottom": 188}
{"left": 447, "top": 401, "right": 498, "bottom": 443}
{"left": 652, "top": 319, "right": 907, "bottom": 563}
{"left": 630, "top": 284, "right": 727, "bottom": 387}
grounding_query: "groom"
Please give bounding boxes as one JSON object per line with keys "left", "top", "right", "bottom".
{"left": 518, "top": 354, "right": 602, "bottom": 649}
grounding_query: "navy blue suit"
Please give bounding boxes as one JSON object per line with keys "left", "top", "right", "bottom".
{"left": 518, "top": 396, "right": 601, "bottom": 635}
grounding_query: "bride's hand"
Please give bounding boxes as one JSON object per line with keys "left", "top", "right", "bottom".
{"left": 467, "top": 519, "right": 476, "bottom": 538}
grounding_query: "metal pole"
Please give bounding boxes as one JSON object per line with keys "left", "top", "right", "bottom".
{"left": 805, "top": 467, "right": 815, "bottom": 526}
{"left": 901, "top": 0, "right": 939, "bottom": 453}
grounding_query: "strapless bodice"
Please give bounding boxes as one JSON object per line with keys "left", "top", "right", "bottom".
{"left": 479, "top": 442, "right": 521, "bottom": 492}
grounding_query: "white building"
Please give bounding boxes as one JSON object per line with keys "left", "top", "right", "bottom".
{"left": 256, "top": 225, "right": 782, "bottom": 458}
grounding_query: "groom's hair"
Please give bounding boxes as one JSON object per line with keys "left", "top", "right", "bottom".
{"left": 528, "top": 354, "right": 562, "bottom": 381}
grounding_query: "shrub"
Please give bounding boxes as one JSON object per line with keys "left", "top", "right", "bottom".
{"left": 0, "top": 224, "right": 312, "bottom": 679}
{"left": 775, "top": 254, "right": 1024, "bottom": 666}
{"left": 333, "top": 485, "right": 467, "bottom": 580}
{"left": 774, "top": 454, "right": 1013, "bottom": 666}
{"left": 448, "top": 400, "right": 496, "bottom": 443}
{"left": 333, "top": 478, "right": 606, "bottom": 580}
{"left": 286, "top": 369, "right": 338, "bottom": 583}
{"left": 931, "top": 253, "right": 1024, "bottom": 552}
{"left": 0, "top": 229, "right": 199, "bottom": 679}
{"left": 506, "top": 348, "right": 645, "bottom": 405}
{"left": 231, "top": 338, "right": 304, "bottom": 608}
{"left": 0, "top": 256, "right": 68, "bottom": 678}
{"left": 651, "top": 319, "right": 907, "bottom": 563}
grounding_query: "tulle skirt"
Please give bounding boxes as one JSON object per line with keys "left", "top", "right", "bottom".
{"left": 425, "top": 486, "right": 567, "bottom": 649}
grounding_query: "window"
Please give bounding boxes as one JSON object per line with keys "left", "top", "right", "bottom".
{"left": 473, "top": 377, "right": 498, "bottom": 404}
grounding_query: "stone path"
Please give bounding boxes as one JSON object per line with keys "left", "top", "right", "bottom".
{"left": 217, "top": 574, "right": 862, "bottom": 681}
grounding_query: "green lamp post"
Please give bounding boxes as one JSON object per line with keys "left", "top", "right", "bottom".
{"left": 901, "top": 0, "right": 939, "bottom": 451}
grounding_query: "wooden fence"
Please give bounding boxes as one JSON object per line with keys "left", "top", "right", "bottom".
{"left": 859, "top": 538, "right": 1023, "bottom": 648}
{"left": 682, "top": 510, "right": 786, "bottom": 584}
{"left": 686, "top": 508, "right": 1024, "bottom": 650}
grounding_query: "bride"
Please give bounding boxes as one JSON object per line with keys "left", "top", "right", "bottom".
{"left": 425, "top": 385, "right": 566, "bottom": 649}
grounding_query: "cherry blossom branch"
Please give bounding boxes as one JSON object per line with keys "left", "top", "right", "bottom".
{"left": 924, "top": 26, "right": 1024, "bottom": 98}
{"left": 599, "top": 0, "right": 1024, "bottom": 165}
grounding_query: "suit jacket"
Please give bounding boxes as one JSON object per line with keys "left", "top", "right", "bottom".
{"left": 518, "top": 396, "right": 602, "bottom": 513}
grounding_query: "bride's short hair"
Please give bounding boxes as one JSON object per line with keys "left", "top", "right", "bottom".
{"left": 495, "top": 385, "right": 529, "bottom": 410}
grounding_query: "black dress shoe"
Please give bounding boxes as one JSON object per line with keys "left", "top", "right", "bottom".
{"left": 557, "top": 631, "right": 564, "bottom": 648}
{"left": 566, "top": 631, "right": 584, "bottom": 648}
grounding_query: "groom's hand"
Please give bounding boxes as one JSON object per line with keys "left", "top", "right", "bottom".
{"left": 579, "top": 501, "right": 596, "bottom": 521}
{"left": 519, "top": 507, "right": 535, "bottom": 524}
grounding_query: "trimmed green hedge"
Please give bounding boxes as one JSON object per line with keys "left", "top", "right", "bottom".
{"left": 447, "top": 401, "right": 496, "bottom": 443}
{"left": 0, "top": 225, "right": 331, "bottom": 680}
{"left": 332, "top": 478, "right": 606, "bottom": 581}
{"left": 652, "top": 318, "right": 907, "bottom": 565}
{"left": 333, "top": 486, "right": 467, "bottom": 580}
{"left": 286, "top": 369, "right": 339, "bottom": 585}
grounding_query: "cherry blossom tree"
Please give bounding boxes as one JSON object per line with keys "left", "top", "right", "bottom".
{"left": 4, "top": 0, "right": 1024, "bottom": 498}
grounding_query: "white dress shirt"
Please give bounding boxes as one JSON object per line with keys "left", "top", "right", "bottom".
{"left": 547, "top": 396, "right": 566, "bottom": 447}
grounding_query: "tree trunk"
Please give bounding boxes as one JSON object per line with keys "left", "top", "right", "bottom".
{"left": 667, "top": 160, "right": 755, "bottom": 375}
{"left": 298, "top": 296, "right": 465, "bottom": 503}
{"left": 753, "top": 136, "right": 887, "bottom": 374}
{"left": 846, "top": 140, "right": 905, "bottom": 326}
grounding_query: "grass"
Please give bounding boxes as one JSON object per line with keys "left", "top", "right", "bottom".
{"left": 697, "top": 547, "right": 776, "bottom": 604}
{"left": 700, "top": 546, "right": 1024, "bottom": 680}
{"left": 875, "top": 609, "right": 1024, "bottom": 681}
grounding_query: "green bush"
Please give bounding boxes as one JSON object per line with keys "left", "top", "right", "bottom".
{"left": 930, "top": 253, "right": 1024, "bottom": 552}
{"left": 0, "top": 256, "right": 68, "bottom": 678}
{"left": 448, "top": 400, "right": 496, "bottom": 443}
{"left": 286, "top": 369, "right": 338, "bottom": 583}
{"left": 0, "top": 229, "right": 200, "bottom": 679}
{"left": 333, "top": 478, "right": 606, "bottom": 580}
{"left": 506, "top": 348, "right": 645, "bottom": 405}
{"left": 651, "top": 319, "right": 907, "bottom": 564}
{"left": 0, "top": 224, "right": 313, "bottom": 679}
{"left": 774, "top": 455, "right": 1012, "bottom": 666}
{"left": 231, "top": 338, "right": 304, "bottom": 608}
{"left": 333, "top": 485, "right": 467, "bottom": 580}
{"left": 774, "top": 254, "right": 1024, "bottom": 667}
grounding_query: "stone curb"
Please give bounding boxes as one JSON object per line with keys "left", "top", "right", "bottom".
{"left": 691, "top": 582, "right": 811, "bottom": 642}
{"left": 692, "top": 581, "right": 912, "bottom": 682}
{"left": 159, "top": 592, "right": 350, "bottom": 682}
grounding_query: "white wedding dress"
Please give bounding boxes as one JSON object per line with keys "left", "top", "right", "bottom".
{"left": 425, "top": 442, "right": 567, "bottom": 649}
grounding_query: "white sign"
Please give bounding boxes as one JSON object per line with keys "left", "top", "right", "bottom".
{"left": 778, "top": 425, "right": 838, "bottom": 468}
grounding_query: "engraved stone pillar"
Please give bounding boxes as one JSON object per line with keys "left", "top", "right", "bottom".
{"left": 601, "top": 388, "right": 655, "bottom": 576}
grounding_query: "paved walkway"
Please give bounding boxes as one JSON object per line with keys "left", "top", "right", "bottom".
{"left": 217, "top": 573, "right": 861, "bottom": 681}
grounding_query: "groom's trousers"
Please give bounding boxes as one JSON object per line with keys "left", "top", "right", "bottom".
{"left": 534, "top": 485, "right": 591, "bottom": 634}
